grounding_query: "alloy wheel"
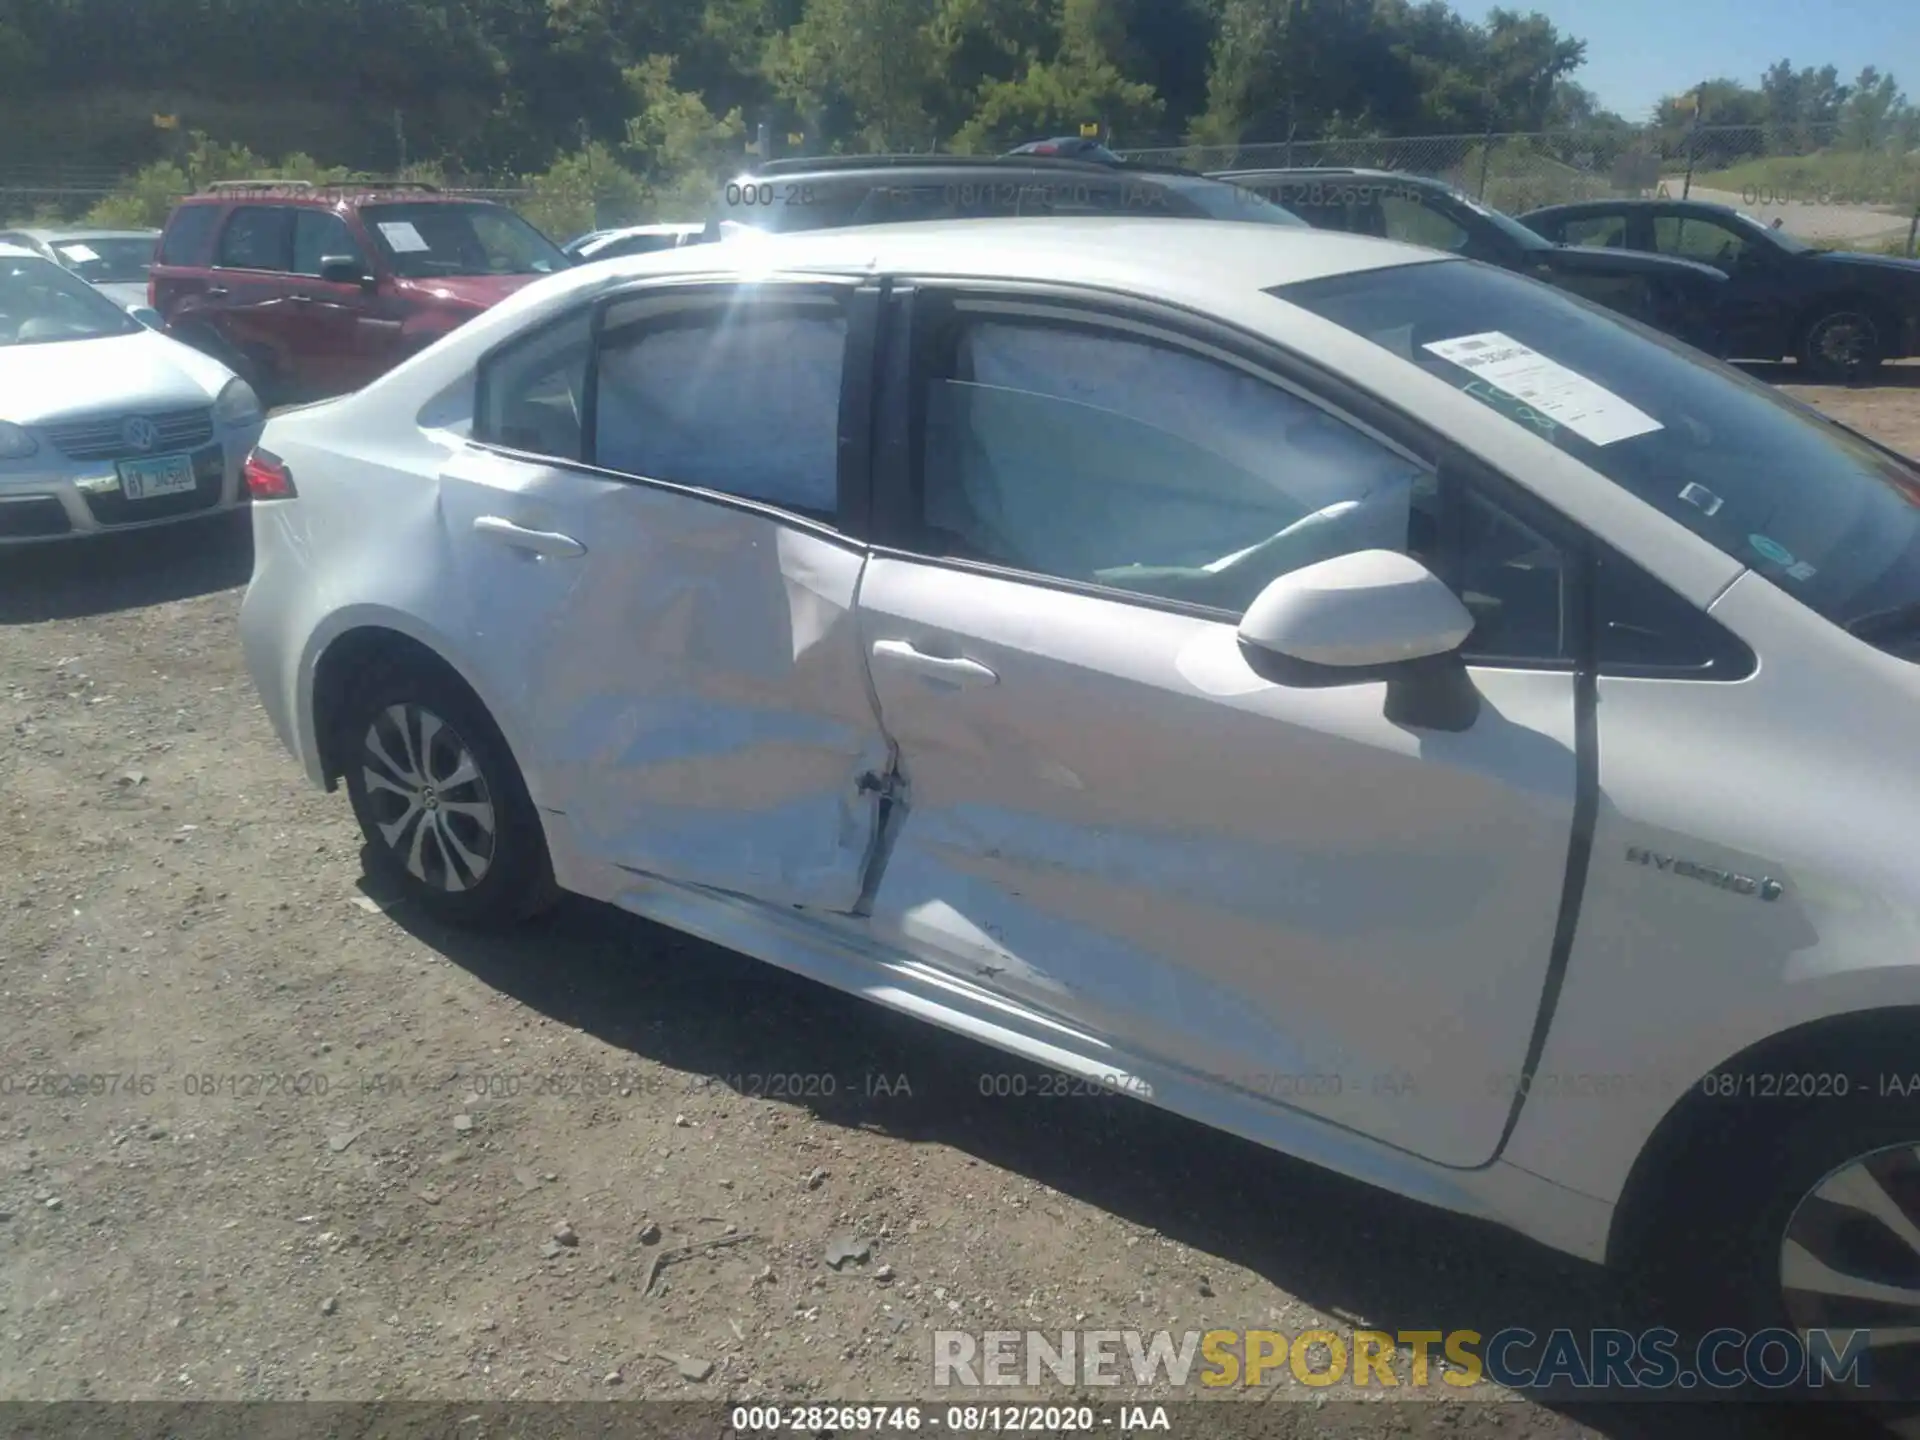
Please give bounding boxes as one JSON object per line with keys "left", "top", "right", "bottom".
{"left": 359, "top": 702, "right": 498, "bottom": 893}
{"left": 1807, "top": 312, "right": 1877, "bottom": 374}
{"left": 1780, "top": 1141, "right": 1920, "bottom": 1390}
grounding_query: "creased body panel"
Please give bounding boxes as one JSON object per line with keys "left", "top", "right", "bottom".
{"left": 439, "top": 446, "right": 887, "bottom": 912}
{"left": 858, "top": 558, "right": 1578, "bottom": 1168}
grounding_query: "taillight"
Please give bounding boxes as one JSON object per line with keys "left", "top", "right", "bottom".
{"left": 244, "top": 447, "right": 296, "bottom": 500}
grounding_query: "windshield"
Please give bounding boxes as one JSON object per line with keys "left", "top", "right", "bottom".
{"left": 1453, "top": 191, "right": 1553, "bottom": 251}
{"left": 0, "top": 255, "right": 143, "bottom": 345}
{"left": 1731, "top": 210, "right": 1820, "bottom": 254}
{"left": 49, "top": 235, "right": 156, "bottom": 284}
{"left": 717, "top": 170, "right": 1308, "bottom": 233}
{"left": 359, "top": 202, "right": 569, "bottom": 279}
{"left": 1277, "top": 259, "right": 1920, "bottom": 643}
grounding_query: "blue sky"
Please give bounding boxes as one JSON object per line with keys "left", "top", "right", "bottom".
{"left": 1457, "top": 0, "right": 1919, "bottom": 122}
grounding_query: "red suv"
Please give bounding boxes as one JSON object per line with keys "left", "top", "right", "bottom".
{"left": 149, "top": 180, "right": 572, "bottom": 401}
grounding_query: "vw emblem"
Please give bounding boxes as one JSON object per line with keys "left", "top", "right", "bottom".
{"left": 121, "top": 416, "right": 158, "bottom": 452}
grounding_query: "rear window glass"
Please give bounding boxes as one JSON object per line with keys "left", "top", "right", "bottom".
{"left": 159, "top": 205, "right": 221, "bottom": 265}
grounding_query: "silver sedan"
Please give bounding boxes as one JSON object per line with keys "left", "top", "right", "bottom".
{"left": 0, "top": 225, "right": 162, "bottom": 322}
{"left": 0, "top": 244, "right": 264, "bottom": 543}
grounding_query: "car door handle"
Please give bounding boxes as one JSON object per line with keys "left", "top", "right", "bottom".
{"left": 204, "top": 286, "right": 229, "bottom": 299}
{"left": 871, "top": 639, "right": 998, "bottom": 687}
{"left": 472, "top": 515, "right": 587, "bottom": 559}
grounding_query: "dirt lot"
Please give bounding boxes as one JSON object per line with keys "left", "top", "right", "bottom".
{"left": 1, "top": 369, "right": 1915, "bottom": 1438}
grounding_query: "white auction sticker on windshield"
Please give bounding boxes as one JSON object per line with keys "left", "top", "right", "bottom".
{"left": 1424, "top": 331, "right": 1663, "bottom": 447}
{"left": 57, "top": 243, "right": 101, "bottom": 263}
{"left": 377, "top": 221, "right": 431, "bottom": 253}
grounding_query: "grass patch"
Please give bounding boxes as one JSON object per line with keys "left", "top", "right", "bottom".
{"left": 1691, "top": 149, "right": 1920, "bottom": 209}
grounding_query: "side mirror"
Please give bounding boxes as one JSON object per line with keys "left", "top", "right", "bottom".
{"left": 129, "top": 305, "right": 163, "bottom": 329}
{"left": 1237, "top": 549, "right": 1481, "bottom": 731}
{"left": 319, "top": 256, "right": 371, "bottom": 286}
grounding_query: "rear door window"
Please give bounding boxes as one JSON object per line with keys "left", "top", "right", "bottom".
{"left": 216, "top": 206, "right": 294, "bottom": 272}
{"left": 159, "top": 205, "right": 223, "bottom": 265}
{"left": 592, "top": 288, "right": 849, "bottom": 520}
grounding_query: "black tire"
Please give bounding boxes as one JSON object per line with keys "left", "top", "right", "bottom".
{"left": 1645, "top": 1027, "right": 1920, "bottom": 1407}
{"left": 1797, "top": 305, "right": 1885, "bottom": 384}
{"left": 338, "top": 661, "right": 560, "bottom": 927}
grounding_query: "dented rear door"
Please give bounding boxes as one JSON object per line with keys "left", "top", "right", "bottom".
{"left": 447, "top": 276, "right": 889, "bottom": 912}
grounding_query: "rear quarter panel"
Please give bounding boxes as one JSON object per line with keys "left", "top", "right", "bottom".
{"left": 240, "top": 387, "right": 491, "bottom": 789}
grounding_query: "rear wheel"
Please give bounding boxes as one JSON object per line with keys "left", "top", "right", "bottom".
{"left": 338, "top": 663, "right": 559, "bottom": 926}
{"left": 1798, "top": 306, "right": 1885, "bottom": 383}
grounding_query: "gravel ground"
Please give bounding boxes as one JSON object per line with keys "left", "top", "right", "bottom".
{"left": 0, "top": 369, "right": 1913, "bottom": 1437}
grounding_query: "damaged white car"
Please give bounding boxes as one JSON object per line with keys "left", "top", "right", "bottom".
{"left": 239, "top": 220, "right": 1920, "bottom": 1389}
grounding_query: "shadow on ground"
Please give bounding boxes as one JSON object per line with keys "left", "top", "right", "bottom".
{"left": 373, "top": 877, "right": 1896, "bottom": 1440}
{"left": 0, "top": 510, "right": 252, "bottom": 623}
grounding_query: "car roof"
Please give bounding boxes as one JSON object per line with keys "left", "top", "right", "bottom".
{"left": 736, "top": 153, "right": 1210, "bottom": 181}
{"left": 1526, "top": 198, "right": 1738, "bottom": 217}
{"left": 548, "top": 216, "right": 1442, "bottom": 304}
{"left": 1212, "top": 167, "right": 1451, "bottom": 188}
{"left": 174, "top": 181, "right": 469, "bottom": 207}
{"left": 0, "top": 241, "right": 39, "bottom": 259}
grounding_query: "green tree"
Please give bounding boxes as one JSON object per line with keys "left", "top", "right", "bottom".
{"left": 622, "top": 54, "right": 747, "bottom": 217}
{"left": 952, "top": 0, "right": 1164, "bottom": 150}
{"left": 767, "top": 0, "right": 946, "bottom": 150}
{"left": 1840, "top": 67, "right": 1904, "bottom": 151}
{"left": 518, "top": 141, "right": 651, "bottom": 238}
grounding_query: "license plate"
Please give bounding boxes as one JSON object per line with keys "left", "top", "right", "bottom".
{"left": 117, "top": 452, "right": 197, "bottom": 500}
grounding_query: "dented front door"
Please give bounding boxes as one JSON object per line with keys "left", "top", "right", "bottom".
{"left": 444, "top": 276, "right": 889, "bottom": 913}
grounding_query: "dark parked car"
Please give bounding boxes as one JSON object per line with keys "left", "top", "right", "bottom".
{"left": 148, "top": 180, "right": 571, "bottom": 401}
{"left": 712, "top": 148, "right": 1310, "bottom": 235}
{"left": 1522, "top": 198, "right": 1920, "bottom": 380}
{"left": 1213, "top": 169, "right": 1730, "bottom": 353}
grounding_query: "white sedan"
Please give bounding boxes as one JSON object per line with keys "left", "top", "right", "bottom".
{"left": 0, "top": 244, "right": 264, "bottom": 542}
{"left": 238, "top": 219, "right": 1920, "bottom": 1391}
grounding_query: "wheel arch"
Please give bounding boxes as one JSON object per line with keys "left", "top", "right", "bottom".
{"left": 1605, "top": 1003, "right": 1920, "bottom": 1270}
{"left": 305, "top": 618, "right": 525, "bottom": 797}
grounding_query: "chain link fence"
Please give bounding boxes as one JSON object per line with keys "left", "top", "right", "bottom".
{"left": 1119, "top": 123, "right": 1920, "bottom": 254}
{"left": 8, "top": 122, "right": 1919, "bottom": 256}
{"left": 0, "top": 166, "right": 530, "bottom": 229}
